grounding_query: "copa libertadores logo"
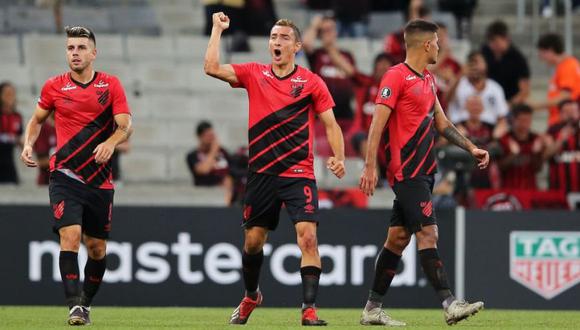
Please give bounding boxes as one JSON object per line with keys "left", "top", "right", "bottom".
{"left": 510, "top": 231, "right": 580, "bottom": 300}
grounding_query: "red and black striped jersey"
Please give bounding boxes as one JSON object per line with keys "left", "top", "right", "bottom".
{"left": 498, "top": 131, "right": 541, "bottom": 190}
{"left": 376, "top": 63, "right": 437, "bottom": 186}
{"left": 230, "top": 63, "right": 335, "bottom": 179}
{"left": 38, "top": 72, "right": 131, "bottom": 189}
{"left": 547, "top": 122, "right": 580, "bottom": 192}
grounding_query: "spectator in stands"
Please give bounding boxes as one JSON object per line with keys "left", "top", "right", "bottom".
{"left": 543, "top": 99, "right": 580, "bottom": 192}
{"left": 430, "top": 21, "right": 461, "bottom": 109}
{"left": 33, "top": 114, "right": 56, "bottom": 185}
{"left": 303, "top": 15, "right": 356, "bottom": 120}
{"left": 498, "top": 104, "right": 544, "bottom": 190}
{"left": 438, "top": 0, "right": 478, "bottom": 39}
{"left": 332, "top": 0, "right": 370, "bottom": 37}
{"left": 186, "top": 121, "right": 233, "bottom": 204}
{"left": 322, "top": 49, "right": 393, "bottom": 174}
{"left": 447, "top": 51, "right": 509, "bottom": 137}
{"left": 454, "top": 95, "right": 497, "bottom": 189}
{"left": 534, "top": 33, "right": 580, "bottom": 126}
{"left": 0, "top": 82, "right": 23, "bottom": 184}
{"left": 481, "top": 20, "right": 530, "bottom": 105}
{"left": 383, "top": 3, "right": 432, "bottom": 64}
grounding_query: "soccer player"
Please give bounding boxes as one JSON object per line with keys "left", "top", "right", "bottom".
{"left": 359, "top": 20, "right": 489, "bottom": 326}
{"left": 20, "top": 26, "right": 132, "bottom": 325}
{"left": 204, "top": 12, "right": 345, "bottom": 326}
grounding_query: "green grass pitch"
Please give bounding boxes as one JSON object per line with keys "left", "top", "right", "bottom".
{"left": 1, "top": 306, "right": 579, "bottom": 329}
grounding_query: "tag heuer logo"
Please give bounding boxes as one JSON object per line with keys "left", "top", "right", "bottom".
{"left": 510, "top": 231, "right": 580, "bottom": 300}
{"left": 380, "top": 87, "right": 391, "bottom": 99}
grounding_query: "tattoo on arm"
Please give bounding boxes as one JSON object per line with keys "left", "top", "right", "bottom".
{"left": 443, "top": 125, "right": 473, "bottom": 152}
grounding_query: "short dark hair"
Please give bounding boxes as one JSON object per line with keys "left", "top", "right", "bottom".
{"left": 405, "top": 19, "right": 439, "bottom": 36}
{"left": 558, "top": 99, "right": 578, "bottom": 111}
{"left": 537, "top": 33, "right": 564, "bottom": 54}
{"left": 274, "top": 18, "right": 302, "bottom": 42}
{"left": 512, "top": 103, "right": 533, "bottom": 117}
{"left": 418, "top": 5, "right": 432, "bottom": 18}
{"left": 373, "top": 52, "right": 395, "bottom": 66}
{"left": 65, "top": 26, "right": 96, "bottom": 45}
{"left": 486, "top": 20, "right": 509, "bottom": 40}
{"left": 467, "top": 50, "right": 483, "bottom": 62}
{"left": 196, "top": 121, "right": 212, "bottom": 137}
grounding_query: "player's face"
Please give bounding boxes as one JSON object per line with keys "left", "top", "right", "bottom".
{"left": 269, "top": 26, "right": 301, "bottom": 66}
{"left": 66, "top": 37, "right": 96, "bottom": 73}
{"left": 0, "top": 84, "right": 16, "bottom": 111}
{"left": 426, "top": 33, "right": 439, "bottom": 65}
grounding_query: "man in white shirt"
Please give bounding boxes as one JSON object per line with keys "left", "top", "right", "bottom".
{"left": 447, "top": 51, "right": 509, "bottom": 137}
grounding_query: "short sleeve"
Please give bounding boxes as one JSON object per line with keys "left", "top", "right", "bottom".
{"left": 556, "top": 60, "right": 580, "bottom": 92}
{"left": 230, "top": 62, "right": 257, "bottom": 88}
{"left": 111, "top": 77, "right": 131, "bottom": 116}
{"left": 312, "top": 75, "right": 335, "bottom": 114}
{"left": 38, "top": 80, "right": 55, "bottom": 111}
{"left": 516, "top": 52, "right": 530, "bottom": 79}
{"left": 375, "top": 69, "right": 403, "bottom": 109}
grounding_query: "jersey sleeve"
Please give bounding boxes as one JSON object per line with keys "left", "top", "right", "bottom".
{"left": 312, "top": 75, "right": 336, "bottom": 114}
{"left": 375, "top": 69, "right": 403, "bottom": 109}
{"left": 38, "top": 80, "right": 55, "bottom": 111}
{"left": 111, "top": 77, "right": 131, "bottom": 116}
{"left": 230, "top": 62, "right": 257, "bottom": 88}
{"left": 556, "top": 60, "right": 580, "bottom": 92}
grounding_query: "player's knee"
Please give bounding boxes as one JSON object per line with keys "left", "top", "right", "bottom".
{"left": 59, "top": 229, "right": 81, "bottom": 251}
{"left": 87, "top": 242, "right": 107, "bottom": 260}
{"left": 298, "top": 232, "right": 318, "bottom": 253}
{"left": 416, "top": 226, "right": 438, "bottom": 247}
{"left": 244, "top": 236, "right": 265, "bottom": 254}
{"left": 387, "top": 234, "right": 411, "bottom": 253}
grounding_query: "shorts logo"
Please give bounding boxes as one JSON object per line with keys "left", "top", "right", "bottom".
{"left": 304, "top": 204, "right": 316, "bottom": 214}
{"left": 420, "top": 201, "right": 432, "bottom": 217}
{"left": 53, "top": 201, "right": 65, "bottom": 220}
{"left": 243, "top": 205, "right": 252, "bottom": 221}
{"left": 380, "top": 87, "right": 391, "bottom": 99}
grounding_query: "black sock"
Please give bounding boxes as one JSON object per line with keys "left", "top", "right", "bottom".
{"left": 81, "top": 257, "right": 107, "bottom": 307}
{"left": 301, "top": 266, "right": 321, "bottom": 309}
{"left": 242, "top": 250, "right": 263, "bottom": 299}
{"left": 368, "top": 248, "right": 401, "bottom": 304}
{"left": 419, "top": 248, "right": 454, "bottom": 304}
{"left": 59, "top": 251, "right": 80, "bottom": 309}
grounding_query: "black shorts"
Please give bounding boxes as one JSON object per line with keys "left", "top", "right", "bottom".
{"left": 390, "top": 175, "right": 437, "bottom": 233}
{"left": 242, "top": 172, "right": 319, "bottom": 231}
{"left": 48, "top": 171, "right": 114, "bottom": 239}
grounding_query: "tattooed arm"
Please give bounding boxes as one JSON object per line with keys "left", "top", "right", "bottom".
{"left": 433, "top": 98, "right": 490, "bottom": 169}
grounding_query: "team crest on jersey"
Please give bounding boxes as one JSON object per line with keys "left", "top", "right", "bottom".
{"left": 97, "top": 89, "right": 110, "bottom": 106}
{"left": 61, "top": 82, "right": 77, "bottom": 91}
{"left": 94, "top": 80, "right": 109, "bottom": 88}
{"left": 290, "top": 84, "right": 304, "bottom": 98}
{"left": 380, "top": 87, "right": 391, "bottom": 99}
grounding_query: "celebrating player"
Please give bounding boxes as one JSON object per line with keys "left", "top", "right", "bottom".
{"left": 204, "top": 12, "right": 345, "bottom": 326}
{"left": 20, "top": 26, "right": 132, "bottom": 325}
{"left": 359, "top": 20, "right": 488, "bottom": 326}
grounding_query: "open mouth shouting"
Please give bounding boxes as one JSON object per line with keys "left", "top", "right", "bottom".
{"left": 273, "top": 49, "right": 282, "bottom": 61}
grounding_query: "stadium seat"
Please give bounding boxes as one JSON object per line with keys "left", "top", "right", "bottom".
{"left": 432, "top": 11, "right": 457, "bottom": 39}
{"left": 109, "top": 6, "right": 160, "bottom": 36}
{"left": 167, "top": 147, "right": 194, "bottom": 181}
{"left": 90, "top": 34, "right": 125, "bottom": 61}
{"left": 153, "top": 3, "right": 197, "bottom": 35}
{"left": 126, "top": 36, "right": 174, "bottom": 62}
{"left": 133, "top": 63, "right": 195, "bottom": 94}
{"left": 6, "top": 6, "right": 55, "bottom": 33}
{"left": 62, "top": 6, "right": 112, "bottom": 34}
{"left": 121, "top": 149, "right": 168, "bottom": 182}
{"left": 23, "top": 34, "right": 66, "bottom": 66}
{"left": 174, "top": 35, "right": 216, "bottom": 62}
{"left": 0, "top": 35, "right": 22, "bottom": 65}
{"left": 368, "top": 12, "right": 404, "bottom": 40}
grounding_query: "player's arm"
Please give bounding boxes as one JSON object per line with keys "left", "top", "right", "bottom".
{"left": 93, "top": 114, "right": 133, "bottom": 164}
{"left": 433, "top": 97, "right": 489, "bottom": 169}
{"left": 20, "top": 105, "right": 52, "bottom": 167}
{"left": 318, "top": 110, "right": 345, "bottom": 178}
{"left": 203, "top": 12, "right": 238, "bottom": 85}
{"left": 360, "top": 104, "right": 392, "bottom": 196}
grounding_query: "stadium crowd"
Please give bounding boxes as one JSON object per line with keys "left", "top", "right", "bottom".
{"left": 1, "top": 0, "right": 579, "bottom": 209}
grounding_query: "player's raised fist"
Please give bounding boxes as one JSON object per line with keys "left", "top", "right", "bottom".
{"left": 212, "top": 12, "right": 230, "bottom": 31}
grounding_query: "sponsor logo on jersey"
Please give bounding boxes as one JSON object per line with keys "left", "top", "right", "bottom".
{"left": 510, "top": 231, "right": 580, "bottom": 300}
{"left": 61, "top": 83, "right": 77, "bottom": 91}
{"left": 405, "top": 75, "right": 417, "bottom": 81}
{"left": 291, "top": 76, "right": 308, "bottom": 83}
{"left": 94, "top": 80, "right": 109, "bottom": 88}
{"left": 262, "top": 70, "right": 274, "bottom": 79}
